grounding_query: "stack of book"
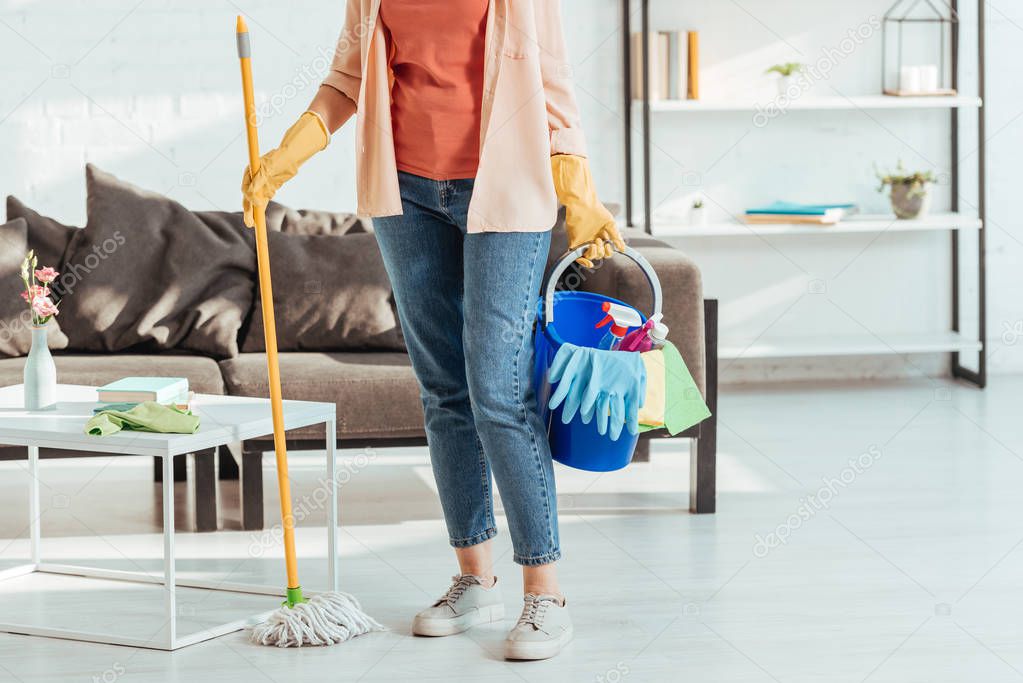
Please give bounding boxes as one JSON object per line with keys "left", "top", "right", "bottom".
{"left": 630, "top": 30, "right": 699, "bottom": 101}
{"left": 96, "top": 377, "right": 192, "bottom": 411}
{"left": 743, "top": 201, "right": 858, "bottom": 225}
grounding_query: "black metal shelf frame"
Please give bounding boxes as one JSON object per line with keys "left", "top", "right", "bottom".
{"left": 621, "top": 0, "right": 987, "bottom": 388}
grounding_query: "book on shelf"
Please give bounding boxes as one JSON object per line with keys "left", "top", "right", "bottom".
{"left": 663, "top": 31, "right": 687, "bottom": 100}
{"left": 687, "top": 31, "right": 699, "bottom": 100}
{"left": 631, "top": 30, "right": 689, "bottom": 101}
{"left": 97, "top": 377, "right": 189, "bottom": 404}
{"left": 743, "top": 201, "right": 858, "bottom": 225}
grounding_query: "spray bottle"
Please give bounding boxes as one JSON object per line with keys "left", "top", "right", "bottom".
{"left": 620, "top": 313, "right": 669, "bottom": 352}
{"left": 595, "top": 301, "right": 643, "bottom": 351}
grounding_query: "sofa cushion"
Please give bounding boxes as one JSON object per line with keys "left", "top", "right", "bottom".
{"left": 265, "top": 201, "right": 370, "bottom": 236}
{"left": 59, "top": 165, "right": 257, "bottom": 359}
{"left": 0, "top": 353, "right": 226, "bottom": 394}
{"left": 219, "top": 352, "right": 423, "bottom": 439}
{"left": 240, "top": 231, "right": 404, "bottom": 353}
{"left": 5, "top": 196, "right": 83, "bottom": 294}
{"left": 0, "top": 218, "right": 69, "bottom": 356}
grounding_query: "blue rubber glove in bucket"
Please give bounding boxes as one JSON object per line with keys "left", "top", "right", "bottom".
{"left": 548, "top": 343, "right": 646, "bottom": 441}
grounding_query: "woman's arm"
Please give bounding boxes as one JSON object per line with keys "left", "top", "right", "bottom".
{"left": 538, "top": 0, "right": 625, "bottom": 265}
{"left": 315, "top": 0, "right": 365, "bottom": 133}
{"left": 309, "top": 85, "right": 358, "bottom": 134}
{"left": 535, "top": 0, "right": 587, "bottom": 157}
{"left": 240, "top": 1, "right": 364, "bottom": 225}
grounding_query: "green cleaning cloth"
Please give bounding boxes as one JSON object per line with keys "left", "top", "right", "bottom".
{"left": 86, "top": 401, "right": 200, "bottom": 436}
{"left": 638, "top": 341, "right": 711, "bottom": 435}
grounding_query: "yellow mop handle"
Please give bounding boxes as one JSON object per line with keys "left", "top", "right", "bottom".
{"left": 236, "top": 16, "right": 301, "bottom": 596}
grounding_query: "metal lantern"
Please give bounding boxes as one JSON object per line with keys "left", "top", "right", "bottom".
{"left": 882, "top": 0, "right": 959, "bottom": 96}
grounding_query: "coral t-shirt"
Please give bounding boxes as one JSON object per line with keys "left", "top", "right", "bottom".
{"left": 379, "top": 0, "right": 489, "bottom": 180}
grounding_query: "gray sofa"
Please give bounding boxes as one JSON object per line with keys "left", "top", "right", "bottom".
{"left": 0, "top": 170, "right": 717, "bottom": 531}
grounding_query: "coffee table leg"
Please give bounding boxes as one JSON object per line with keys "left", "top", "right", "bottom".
{"left": 326, "top": 419, "right": 338, "bottom": 592}
{"left": 28, "top": 446, "right": 40, "bottom": 565}
{"left": 162, "top": 454, "right": 177, "bottom": 647}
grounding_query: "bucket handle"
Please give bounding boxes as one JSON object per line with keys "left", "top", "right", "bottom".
{"left": 543, "top": 244, "right": 663, "bottom": 325}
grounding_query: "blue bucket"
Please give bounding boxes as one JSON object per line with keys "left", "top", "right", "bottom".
{"left": 533, "top": 246, "right": 663, "bottom": 472}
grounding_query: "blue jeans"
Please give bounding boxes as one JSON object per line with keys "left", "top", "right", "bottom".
{"left": 374, "top": 172, "right": 559, "bottom": 566}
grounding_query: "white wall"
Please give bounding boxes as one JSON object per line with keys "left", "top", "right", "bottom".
{"left": 0, "top": 0, "right": 1019, "bottom": 380}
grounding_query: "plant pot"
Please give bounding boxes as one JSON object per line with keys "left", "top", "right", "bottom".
{"left": 889, "top": 182, "right": 932, "bottom": 220}
{"left": 690, "top": 206, "right": 707, "bottom": 227}
{"left": 776, "top": 75, "right": 793, "bottom": 97}
{"left": 24, "top": 325, "right": 56, "bottom": 411}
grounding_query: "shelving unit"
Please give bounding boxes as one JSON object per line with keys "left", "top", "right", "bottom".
{"left": 637, "top": 94, "right": 983, "bottom": 112}
{"left": 720, "top": 331, "right": 982, "bottom": 361}
{"left": 621, "top": 0, "right": 987, "bottom": 386}
{"left": 649, "top": 213, "right": 981, "bottom": 238}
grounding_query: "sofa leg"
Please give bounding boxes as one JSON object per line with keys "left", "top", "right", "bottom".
{"left": 633, "top": 439, "right": 651, "bottom": 463}
{"left": 154, "top": 454, "right": 187, "bottom": 483}
{"left": 691, "top": 298, "right": 718, "bottom": 514}
{"left": 192, "top": 448, "right": 218, "bottom": 532}
{"left": 219, "top": 443, "right": 240, "bottom": 481}
{"left": 241, "top": 443, "right": 265, "bottom": 531}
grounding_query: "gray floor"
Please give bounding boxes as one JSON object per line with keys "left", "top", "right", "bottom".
{"left": 0, "top": 375, "right": 1021, "bottom": 682}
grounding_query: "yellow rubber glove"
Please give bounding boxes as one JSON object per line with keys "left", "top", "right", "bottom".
{"left": 551, "top": 154, "right": 627, "bottom": 268}
{"left": 241, "top": 111, "right": 330, "bottom": 228}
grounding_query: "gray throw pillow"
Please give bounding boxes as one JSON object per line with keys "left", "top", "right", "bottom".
{"left": 59, "top": 165, "right": 257, "bottom": 358}
{"left": 240, "top": 231, "right": 404, "bottom": 353}
{"left": 265, "top": 201, "right": 370, "bottom": 236}
{"left": 0, "top": 218, "right": 69, "bottom": 356}
{"left": 5, "top": 195, "right": 83, "bottom": 296}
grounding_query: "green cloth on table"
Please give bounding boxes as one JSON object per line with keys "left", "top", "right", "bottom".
{"left": 86, "top": 401, "right": 200, "bottom": 436}
{"left": 638, "top": 341, "right": 711, "bottom": 435}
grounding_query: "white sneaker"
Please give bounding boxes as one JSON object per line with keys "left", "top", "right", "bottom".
{"left": 504, "top": 593, "right": 573, "bottom": 660}
{"left": 412, "top": 574, "right": 504, "bottom": 637}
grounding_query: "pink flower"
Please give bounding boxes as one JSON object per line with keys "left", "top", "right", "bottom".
{"left": 34, "top": 267, "right": 58, "bottom": 283}
{"left": 20, "top": 285, "right": 50, "bottom": 302}
{"left": 31, "top": 296, "right": 58, "bottom": 319}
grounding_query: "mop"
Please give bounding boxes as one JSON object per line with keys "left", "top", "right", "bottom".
{"left": 236, "top": 16, "right": 384, "bottom": 647}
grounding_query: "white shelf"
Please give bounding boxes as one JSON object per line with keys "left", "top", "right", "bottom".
{"left": 650, "top": 213, "right": 981, "bottom": 238}
{"left": 636, "top": 95, "right": 983, "bottom": 112}
{"left": 720, "top": 331, "right": 982, "bottom": 361}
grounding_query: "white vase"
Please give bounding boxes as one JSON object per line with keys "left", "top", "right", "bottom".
{"left": 690, "top": 207, "right": 707, "bottom": 227}
{"left": 24, "top": 325, "right": 56, "bottom": 411}
{"left": 776, "top": 75, "right": 793, "bottom": 97}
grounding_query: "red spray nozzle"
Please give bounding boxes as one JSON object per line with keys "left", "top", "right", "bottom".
{"left": 595, "top": 301, "right": 642, "bottom": 339}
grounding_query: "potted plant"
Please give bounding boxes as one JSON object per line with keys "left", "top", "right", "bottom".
{"left": 19, "top": 251, "right": 60, "bottom": 410}
{"left": 765, "top": 62, "right": 804, "bottom": 96}
{"left": 690, "top": 198, "right": 707, "bottom": 227}
{"left": 876, "top": 163, "right": 935, "bottom": 219}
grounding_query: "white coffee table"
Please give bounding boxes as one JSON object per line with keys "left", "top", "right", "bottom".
{"left": 0, "top": 383, "right": 339, "bottom": 650}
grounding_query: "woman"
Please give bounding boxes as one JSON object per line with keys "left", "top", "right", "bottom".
{"left": 242, "top": 0, "right": 624, "bottom": 661}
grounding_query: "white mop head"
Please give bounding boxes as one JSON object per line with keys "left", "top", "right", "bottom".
{"left": 251, "top": 591, "right": 385, "bottom": 647}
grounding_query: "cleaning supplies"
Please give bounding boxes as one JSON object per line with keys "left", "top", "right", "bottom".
{"left": 237, "top": 16, "right": 383, "bottom": 647}
{"left": 547, "top": 343, "right": 646, "bottom": 441}
{"left": 595, "top": 301, "right": 643, "bottom": 350}
{"left": 551, "top": 154, "right": 627, "bottom": 268}
{"left": 85, "top": 401, "right": 199, "bottom": 436}
{"left": 637, "top": 341, "right": 711, "bottom": 434}
{"left": 620, "top": 313, "right": 668, "bottom": 352}
{"left": 241, "top": 110, "right": 330, "bottom": 228}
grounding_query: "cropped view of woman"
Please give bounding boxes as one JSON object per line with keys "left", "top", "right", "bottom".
{"left": 242, "top": 0, "right": 623, "bottom": 660}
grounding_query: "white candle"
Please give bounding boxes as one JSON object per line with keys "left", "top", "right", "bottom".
{"left": 919, "top": 64, "right": 940, "bottom": 92}
{"left": 900, "top": 65, "right": 922, "bottom": 93}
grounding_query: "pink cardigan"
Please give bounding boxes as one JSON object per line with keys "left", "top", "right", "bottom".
{"left": 322, "top": 0, "right": 587, "bottom": 233}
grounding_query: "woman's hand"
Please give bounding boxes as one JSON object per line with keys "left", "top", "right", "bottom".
{"left": 551, "top": 154, "right": 627, "bottom": 268}
{"left": 241, "top": 111, "right": 330, "bottom": 227}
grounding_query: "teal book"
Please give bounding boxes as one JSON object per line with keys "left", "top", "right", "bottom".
{"left": 746, "top": 201, "right": 857, "bottom": 216}
{"left": 97, "top": 377, "right": 189, "bottom": 404}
